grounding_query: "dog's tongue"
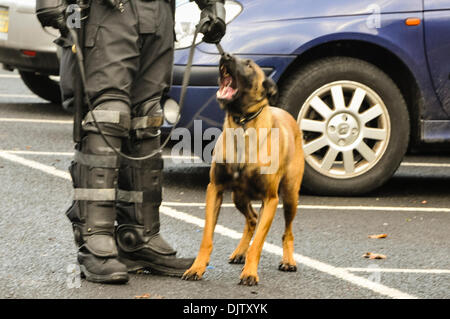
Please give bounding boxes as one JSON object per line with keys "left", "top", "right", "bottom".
{"left": 217, "top": 76, "right": 237, "bottom": 100}
{"left": 217, "top": 86, "right": 237, "bottom": 100}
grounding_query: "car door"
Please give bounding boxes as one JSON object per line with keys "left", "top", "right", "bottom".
{"left": 424, "top": 0, "right": 450, "bottom": 116}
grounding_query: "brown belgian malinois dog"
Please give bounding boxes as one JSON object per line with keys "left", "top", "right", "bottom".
{"left": 181, "top": 54, "right": 304, "bottom": 286}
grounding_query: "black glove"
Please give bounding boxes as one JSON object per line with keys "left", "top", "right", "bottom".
{"left": 195, "top": 0, "right": 226, "bottom": 44}
{"left": 36, "top": 0, "right": 68, "bottom": 33}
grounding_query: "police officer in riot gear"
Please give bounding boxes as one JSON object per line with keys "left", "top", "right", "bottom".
{"left": 36, "top": 0, "right": 226, "bottom": 284}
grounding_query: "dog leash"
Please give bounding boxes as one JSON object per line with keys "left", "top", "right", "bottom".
{"left": 215, "top": 42, "right": 226, "bottom": 56}
{"left": 70, "top": 23, "right": 226, "bottom": 161}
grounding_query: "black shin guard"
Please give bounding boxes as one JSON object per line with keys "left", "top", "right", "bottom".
{"left": 67, "top": 133, "right": 122, "bottom": 257}
{"left": 116, "top": 135, "right": 194, "bottom": 276}
{"left": 66, "top": 100, "right": 131, "bottom": 283}
{"left": 116, "top": 137, "right": 174, "bottom": 253}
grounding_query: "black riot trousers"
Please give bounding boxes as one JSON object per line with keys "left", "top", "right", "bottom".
{"left": 62, "top": 0, "right": 184, "bottom": 270}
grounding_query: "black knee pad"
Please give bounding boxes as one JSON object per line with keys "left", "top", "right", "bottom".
{"left": 131, "top": 98, "right": 164, "bottom": 140}
{"left": 82, "top": 100, "right": 131, "bottom": 138}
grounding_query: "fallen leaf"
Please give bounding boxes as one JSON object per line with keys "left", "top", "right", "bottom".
{"left": 368, "top": 233, "right": 388, "bottom": 239}
{"left": 135, "top": 293, "right": 151, "bottom": 299}
{"left": 363, "top": 252, "right": 387, "bottom": 259}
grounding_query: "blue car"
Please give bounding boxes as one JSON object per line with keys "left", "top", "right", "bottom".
{"left": 171, "top": 0, "right": 450, "bottom": 195}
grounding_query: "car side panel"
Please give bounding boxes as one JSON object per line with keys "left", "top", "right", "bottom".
{"left": 423, "top": 9, "right": 450, "bottom": 116}
{"left": 424, "top": 0, "right": 450, "bottom": 10}
{"left": 231, "top": 0, "right": 423, "bottom": 22}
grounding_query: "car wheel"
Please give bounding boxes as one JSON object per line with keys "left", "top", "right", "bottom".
{"left": 278, "top": 57, "right": 410, "bottom": 195}
{"left": 19, "top": 71, "right": 61, "bottom": 104}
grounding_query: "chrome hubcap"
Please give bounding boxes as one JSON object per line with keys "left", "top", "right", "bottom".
{"left": 327, "top": 112, "right": 360, "bottom": 147}
{"left": 298, "top": 81, "right": 391, "bottom": 179}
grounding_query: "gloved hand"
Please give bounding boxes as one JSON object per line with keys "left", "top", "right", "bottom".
{"left": 36, "top": 0, "right": 68, "bottom": 33}
{"left": 197, "top": 1, "right": 226, "bottom": 44}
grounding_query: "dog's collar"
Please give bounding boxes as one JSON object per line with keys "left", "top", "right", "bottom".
{"left": 230, "top": 100, "right": 267, "bottom": 127}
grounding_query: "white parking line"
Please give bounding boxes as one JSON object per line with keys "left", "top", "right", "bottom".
{"left": 0, "top": 94, "right": 41, "bottom": 99}
{"left": 162, "top": 201, "right": 450, "bottom": 213}
{"left": 161, "top": 206, "right": 416, "bottom": 299}
{"left": 0, "top": 119, "right": 449, "bottom": 167}
{"left": 0, "top": 118, "right": 72, "bottom": 124}
{"left": 0, "top": 135, "right": 449, "bottom": 168}
{"left": 0, "top": 74, "right": 20, "bottom": 79}
{"left": 1, "top": 149, "right": 450, "bottom": 213}
{"left": 345, "top": 268, "right": 450, "bottom": 274}
{"left": 0, "top": 151, "right": 421, "bottom": 299}
{"left": 0, "top": 151, "right": 71, "bottom": 180}
{"left": 0, "top": 150, "right": 74, "bottom": 156}
{"left": 0, "top": 150, "right": 200, "bottom": 161}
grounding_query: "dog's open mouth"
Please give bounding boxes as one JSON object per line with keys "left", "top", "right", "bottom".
{"left": 217, "top": 65, "right": 238, "bottom": 101}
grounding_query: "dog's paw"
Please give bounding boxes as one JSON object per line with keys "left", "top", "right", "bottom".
{"left": 181, "top": 266, "right": 205, "bottom": 281}
{"left": 278, "top": 262, "right": 297, "bottom": 272}
{"left": 228, "top": 254, "right": 246, "bottom": 264}
{"left": 239, "top": 272, "right": 259, "bottom": 286}
{"left": 239, "top": 275, "right": 259, "bottom": 286}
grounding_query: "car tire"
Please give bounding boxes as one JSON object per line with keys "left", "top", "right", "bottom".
{"left": 278, "top": 57, "right": 410, "bottom": 195}
{"left": 19, "top": 71, "right": 61, "bottom": 104}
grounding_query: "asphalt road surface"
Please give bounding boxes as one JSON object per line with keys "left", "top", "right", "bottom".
{"left": 0, "top": 69, "right": 449, "bottom": 300}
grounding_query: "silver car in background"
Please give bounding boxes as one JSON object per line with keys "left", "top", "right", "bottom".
{"left": 0, "top": 0, "right": 60, "bottom": 103}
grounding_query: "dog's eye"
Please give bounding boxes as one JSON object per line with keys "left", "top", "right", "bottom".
{"left": 246, "top": 60, "right": 252, "bottom": 68}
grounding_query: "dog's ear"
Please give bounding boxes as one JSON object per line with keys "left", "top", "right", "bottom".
{"left": 263, "top": 77, "right": 278, "bottom": 105}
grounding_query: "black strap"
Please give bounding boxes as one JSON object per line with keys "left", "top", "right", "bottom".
{"left": 73, "top": 188, "right": 151, "bottom": 203}
{"left": 231, "top": 105, "right": 266, "bottom": 127}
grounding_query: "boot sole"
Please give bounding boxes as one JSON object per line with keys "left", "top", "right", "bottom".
{"left": 80, "top": 265, "right": 129, "bottom": 284}
{"left": 119, "top": 256, "right": 189, "bottom": 277}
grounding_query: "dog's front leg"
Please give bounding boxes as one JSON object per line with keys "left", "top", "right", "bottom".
{"left": 239, "top": 195, "right": 279, "bottom": 286}
{"left": 182, "top": 182, "right": 223, "bottom": 281}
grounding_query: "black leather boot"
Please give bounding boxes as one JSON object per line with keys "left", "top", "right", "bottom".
{"left": 66, "top": 101, "right": 131, "bottom": 284}
{"left": 77, "top": 251, "right": 128, "bottom": 284}
{"left": 116, "top": 110, "right": 194, "bottom": 276}
{"left": 116, "top": 215, "right": 195, "bottom": 276}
